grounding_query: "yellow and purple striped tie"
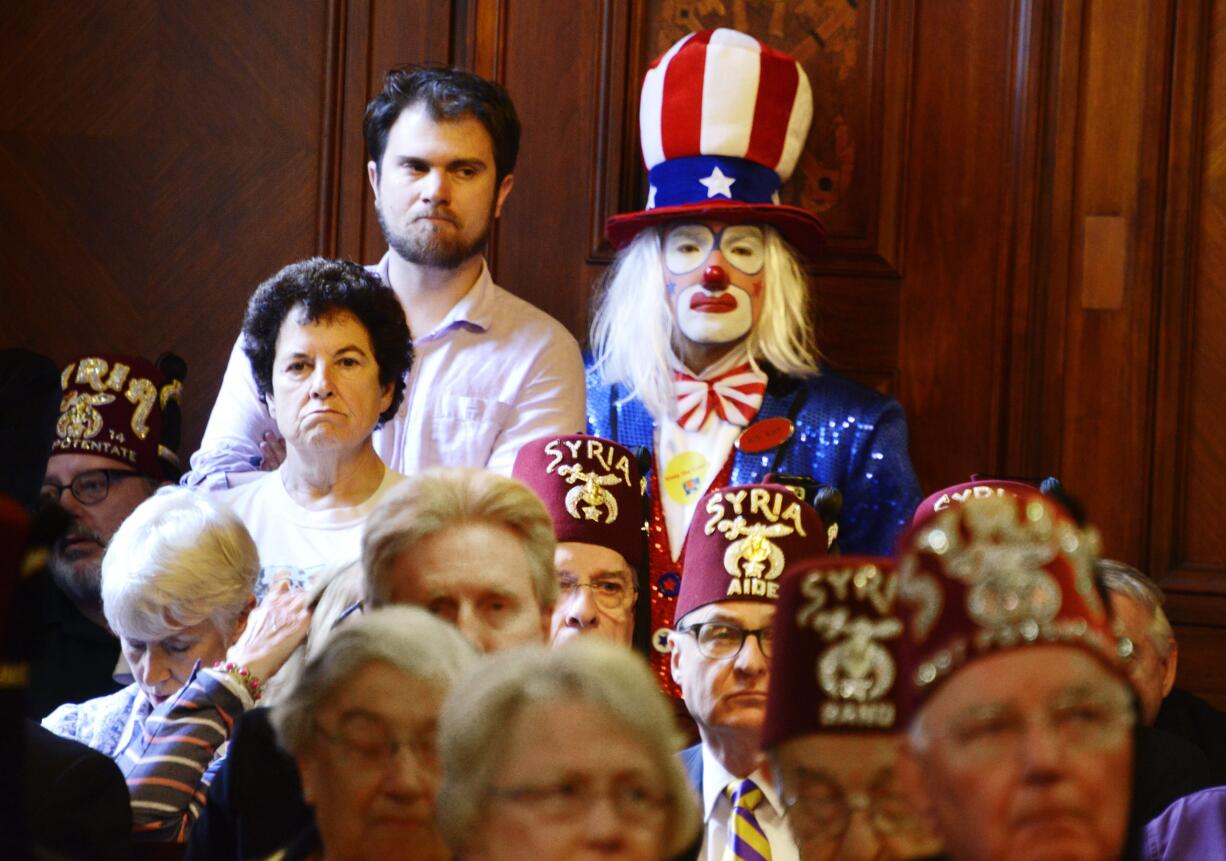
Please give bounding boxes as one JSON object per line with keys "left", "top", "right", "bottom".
{"left": 724, "top": 778, "right": 772, "bottom": 861}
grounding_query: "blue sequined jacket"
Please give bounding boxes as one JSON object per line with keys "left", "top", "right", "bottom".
{"left": 585, "top": 365, "right": 922, "bottom": 556}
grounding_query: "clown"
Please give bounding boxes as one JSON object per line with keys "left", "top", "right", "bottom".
{"left": 587, "top": 28, "right": 921, "bottom": 692}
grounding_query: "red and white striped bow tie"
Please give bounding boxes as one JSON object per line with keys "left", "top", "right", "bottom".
{"left": 673, "top": 363, "right": 767, "bottom": 431}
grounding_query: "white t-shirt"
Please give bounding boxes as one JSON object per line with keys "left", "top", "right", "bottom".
{"left": 213, "top": 466, "right": 406, "bottom": 594}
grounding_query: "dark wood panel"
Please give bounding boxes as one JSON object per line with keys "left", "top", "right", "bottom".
{"left": 1046, "top": 0, "right": 1172, "bottom": 565}
{"left": 0, "top": 0, "right": 332, "bottom": 461}
{"left": 1149, "top": 0, "right": 1221, "bottom": 597}
{"left": 1180, "top": 0, "right": 1226, "bottom": 568}
{"left": 492, "top": 0, "right": 610, "bottom": 335}
{"left": 895, "top": 0, "right": 1021, "bottom": 494}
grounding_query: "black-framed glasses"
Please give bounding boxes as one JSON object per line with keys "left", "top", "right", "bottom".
{"left": 487, "top": 775, "right": 668, "bottom": 823}
{"left": 41, "top": 468, "right": 145, "bottom": 506}
{"left": 675, "top": 622, "right": 773, "bottom": 660}
{"left": 557, "top": 575, "right": 637, "bottom": 612}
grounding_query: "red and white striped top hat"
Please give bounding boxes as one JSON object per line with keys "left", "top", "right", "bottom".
{"left": 606, "top": 28, "right": 825, "bottom": 259}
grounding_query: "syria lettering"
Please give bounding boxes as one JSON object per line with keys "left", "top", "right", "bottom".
{"left": 702, "top": 487, "right": 809, "bottom": 538}
{"left": 931, "top": 484, "right": 1009, "bottom": 512}
{"left": 59, "top": 357, "right": 168, "bottom": 443}
{"left": 543, "top": 438, "right": 632, "bottom": 488}
{"left": 795, "top": 562, "right": 898, "bottom": 624}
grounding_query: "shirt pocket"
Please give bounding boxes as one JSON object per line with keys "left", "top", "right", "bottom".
{"left": 429, "top": 395, "right": 515, "bottom": 467}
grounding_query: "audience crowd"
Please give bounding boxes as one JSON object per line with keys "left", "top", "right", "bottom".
{"left": 7, "top": 27, "right": 1222, "bottom": 861}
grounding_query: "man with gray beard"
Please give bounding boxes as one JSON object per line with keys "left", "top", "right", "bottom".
{"left": 29, "top": 353, "right": 184, "bottom": 718}
{"left": 186, "top": 67, "right": 584, "bottom": 488}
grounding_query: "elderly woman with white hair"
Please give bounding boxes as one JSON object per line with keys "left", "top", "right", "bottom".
{"left": 269, "top": 605, "right": 476, "bottom": 861}
{"left": 437, "top": 639, "right": 701, "bottom": 861}
{"left": 42, "top": 489, "right": 310, "bottom": 841}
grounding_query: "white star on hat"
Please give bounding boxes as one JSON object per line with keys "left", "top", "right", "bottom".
{"left": 699, "top": 166, "right": 736, "bottom": 199}
{"left": 646, "top": 184, "right": 657, "bottom": 209}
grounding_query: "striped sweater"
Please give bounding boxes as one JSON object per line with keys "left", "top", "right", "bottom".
{"left": 42, "top": 665, "right": 252, "bottom": 842}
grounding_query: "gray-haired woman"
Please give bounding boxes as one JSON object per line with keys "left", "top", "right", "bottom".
{"left": 437, "top": 639, "right": 702, "bottom": 861}
{"left": 42, "top": 489, "right": 311, "bottom": 840}
{"left": 269, "top": 605, "right": 476, "bottom": 861}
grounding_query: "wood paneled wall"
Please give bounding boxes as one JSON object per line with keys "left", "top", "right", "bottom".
{"left": 3, "top": 0, "right": 1223, "bottom": 700}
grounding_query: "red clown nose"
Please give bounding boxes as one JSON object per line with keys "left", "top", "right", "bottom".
{"left": 702, "top": 265, "right": 729, "bottom": 291}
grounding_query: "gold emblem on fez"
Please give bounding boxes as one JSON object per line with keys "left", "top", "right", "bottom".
{"left": 942, "top": 496, "right": 1064, "bottom": 630}
{"left": 719, "top": 517, "right": 793, "bottom": 598}
{"left": 558, "top": 464, "right": 621, "bottom": 523}
{"left": 56, "top": 392, "right": 116, "bottom": 441}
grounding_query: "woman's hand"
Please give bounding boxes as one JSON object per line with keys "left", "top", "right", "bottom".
{"left": 226, "top": 581, "right": 312, "bottom": 683}
{"left": 259, "top": 431, "right": 287, "bottom": 470}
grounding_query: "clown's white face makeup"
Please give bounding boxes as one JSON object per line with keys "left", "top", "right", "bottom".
{"left": 662, "top": 222, "right": 766, "bottom": 370}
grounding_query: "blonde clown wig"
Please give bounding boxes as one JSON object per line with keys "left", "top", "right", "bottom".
{"left": 589, "top": 224, "right": 819, "bottom": 421}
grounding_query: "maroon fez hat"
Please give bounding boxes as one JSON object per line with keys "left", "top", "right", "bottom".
{"left": 51, "top": 354, "right": 184, "bottom": 479}
{"left": 896, "top": 486, "right": 1124, "bottom": 711}
{"left": 762, "top": 556, "right": 904, "bottom": 748}
{"left": 675, "top": 483, "right": 830, "bottom": 621}
{"left": 912, "top": 478, "right": 1037, "bottom": 526}
{"left": 512, "top": 434, "right": 645, "bottom": 567}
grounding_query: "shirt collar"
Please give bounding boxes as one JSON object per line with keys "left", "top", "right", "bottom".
{"left": 376, "top": 251, "right": 496, "bottom": 340}
{"left": 700, "top": 744, "right": 785, "bottom": 821}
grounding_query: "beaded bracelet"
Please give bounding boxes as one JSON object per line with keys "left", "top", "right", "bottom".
{"left": 212, "top": 661, "right": 263, "bottom": 702}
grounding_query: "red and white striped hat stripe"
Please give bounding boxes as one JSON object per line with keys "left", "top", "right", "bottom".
{"left": 639, "top": 28, "right": 812, "bottom": 182}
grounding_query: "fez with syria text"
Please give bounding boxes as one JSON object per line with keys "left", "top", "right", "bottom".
{"left": 52, "top": 354, "right": 185, "bottom": 480}
{"left": 512, "top": 434, "right": 646, "bottom": 567}
{"left": 675, "top": 483, "right": 829, "bottom": 620}
{"left": 763, "top": 556, "right": 905, "bottom": 745}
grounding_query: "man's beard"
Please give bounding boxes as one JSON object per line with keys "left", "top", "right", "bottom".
{"left": 377, "top": 203, "right": 493, "bottom": 271}
{"left": 49, "top": 525, "right": 107, "bottom": 614}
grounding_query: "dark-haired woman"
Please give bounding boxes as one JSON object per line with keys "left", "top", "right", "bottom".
{"left": 213, "top": 257, "right": 413, "bottom": 591}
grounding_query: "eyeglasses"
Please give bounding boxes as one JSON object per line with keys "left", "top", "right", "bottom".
{"left": 488, "top": 775, "right": 668, "bottom": 824}
{"left": 314, "top": 710, "right": 438, "bottom": 770}
{"left": 780, "top": 769, "right": 926, "bottom": 841}
{"left": 915, "top": 688, "right": 1136, "bottom": 766}
{"left": 41, "top": 468, "right": 145, "bottom": 506}
{"left": 675, "top": 622, "right": 773, "bottom": 660}
{"left": 557, "top": 575, "right": 637, "bottom": 612}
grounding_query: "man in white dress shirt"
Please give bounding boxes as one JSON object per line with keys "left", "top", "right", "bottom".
{"left": 670, "top": 482, "right": 829, "bottom": 861}
{"left": 185, "top": 67, "right": 584, "bottom": 488}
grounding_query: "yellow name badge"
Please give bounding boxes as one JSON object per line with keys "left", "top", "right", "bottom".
{"left": 662, "top": 451, "right": 709, "bottom": 504}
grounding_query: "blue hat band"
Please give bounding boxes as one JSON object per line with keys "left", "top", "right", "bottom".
{"left": 646, "top": 155, "right": 781, "bottom": 210}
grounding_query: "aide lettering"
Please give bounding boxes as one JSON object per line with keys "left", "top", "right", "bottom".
{"left": 726, "top": 578, "right": 780, "bottom": 599}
